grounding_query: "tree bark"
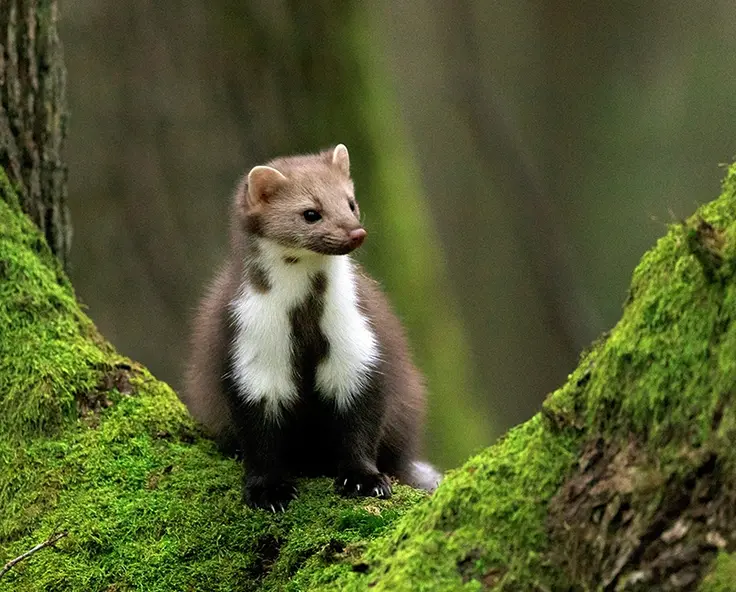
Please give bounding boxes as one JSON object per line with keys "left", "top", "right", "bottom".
{"left": 0, "top": 0, "right": 69, "bottom": 269}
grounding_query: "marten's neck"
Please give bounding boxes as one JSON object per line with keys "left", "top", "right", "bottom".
{"left": 229, "top": 237, "right": 379, "bottom": 421}
{"left": 251, "top": 237, "right": 332, "bottom": 285}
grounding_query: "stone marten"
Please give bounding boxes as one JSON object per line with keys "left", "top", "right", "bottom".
{"left": 182, "top": 145, "right": 440, "bottom": 511}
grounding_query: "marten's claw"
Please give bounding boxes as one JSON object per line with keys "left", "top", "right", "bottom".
{"left": 245, "top": 478, "right": 298, "bottom": 511}
{"left": 334, "top": 470, "right": 392, "bottom": 499}
{"left": 376, "top": 483, "right": 391, "bottom": 498}
{"left": 371, "top": 485, "right": 390, "bottom": 498}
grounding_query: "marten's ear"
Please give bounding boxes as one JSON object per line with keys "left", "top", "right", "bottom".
{"left": 247, "top": 166, "right": 288, "bottom": 206}
{"left": 332, "top": 144, "right": 350, "bottom": 176}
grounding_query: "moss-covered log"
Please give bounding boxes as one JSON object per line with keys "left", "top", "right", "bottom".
{"left": 3, "top": 158, "right": 736, "bottom": 589}
{"left": 0, "top": 170, "right": 426, "bottom": 591}
{"left": 0, "top": 0, "right": 69, "bottom": 269}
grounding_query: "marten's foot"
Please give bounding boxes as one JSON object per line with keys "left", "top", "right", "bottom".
{"left": 244, "top": 476, "right": 298, "bottom": 512}
{"left": 335, "top": 469, "right": 392, "bottom": 499}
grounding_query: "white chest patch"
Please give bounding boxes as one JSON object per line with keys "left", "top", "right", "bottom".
{"left": 229, "top": 240, "right": 379, "bottom": 420}
{"left": 316, "top": 256, "right": 379, "bottom": 410}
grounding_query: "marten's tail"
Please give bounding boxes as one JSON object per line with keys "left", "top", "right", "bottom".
{"left": 400, "top": 460, "right": 442, "bottom": 492}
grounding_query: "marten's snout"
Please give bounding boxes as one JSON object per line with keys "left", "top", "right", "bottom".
{"left": 348, "top": 228, "right": 367, "bottom": 250}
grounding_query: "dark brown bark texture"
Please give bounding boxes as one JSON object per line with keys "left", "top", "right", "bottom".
{"left": 0, "top": 0, "right": 69, "bottom": 268}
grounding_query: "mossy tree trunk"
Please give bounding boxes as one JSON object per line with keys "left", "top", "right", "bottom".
{"left": 0, "top": 0, "right": 69, "bottom": 269}
{"left": 4, "top": 164, "right": 736, "bottom": 591}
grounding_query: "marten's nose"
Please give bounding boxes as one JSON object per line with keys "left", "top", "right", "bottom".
{"left": 348, "top": 228, "right": 367, "bottom": 249}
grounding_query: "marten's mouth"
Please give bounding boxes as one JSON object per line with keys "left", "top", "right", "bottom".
{"left": 307, "top": 242, "right": 361, "bottom": 256}
{"left": 305, "top": 230, "right": 366, "bottom": 256}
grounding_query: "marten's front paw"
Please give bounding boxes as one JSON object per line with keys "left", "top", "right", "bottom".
{"left": 244, "top": 477, "right": 298, "bottom": 512}
{"left": 335, "top": 470, "right": 392, "bottom": 499}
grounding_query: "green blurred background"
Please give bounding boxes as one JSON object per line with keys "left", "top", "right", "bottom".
{"left": 60, "top": 1, "right": 736, "bottom": 469}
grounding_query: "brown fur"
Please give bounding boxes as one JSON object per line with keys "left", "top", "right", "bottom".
{"left": 355, "top": 269, "right": 427, "bottom": 482}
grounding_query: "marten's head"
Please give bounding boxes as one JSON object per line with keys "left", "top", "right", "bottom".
{"left": 237, "top": 145, "right": 365, "bottom": 256}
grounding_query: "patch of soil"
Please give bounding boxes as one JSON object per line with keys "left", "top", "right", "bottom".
{"left": 246, "top": 534, "right": 283, "bottom": 579}
{"left": 76, "top": 362, "right": 136, "bottom": 422}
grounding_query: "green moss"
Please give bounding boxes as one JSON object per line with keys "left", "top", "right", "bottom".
{"left": 0, "top": 169, "right": 111, "bottom": 441}
{"left": 306, "top": 416, "right": 579, "bottom": 591}
{"left": 699, "top": 553, "right": 736, "bottom": 592}
{"left": 545, "top": 163, "right": 736, "bottom": 460}
{"left": 1, "top": 392, "right": 423, "bottom": 592}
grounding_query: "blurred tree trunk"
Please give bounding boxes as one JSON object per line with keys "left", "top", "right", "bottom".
{"left": 0, "top": 0, "right": 69, "bottom": 269}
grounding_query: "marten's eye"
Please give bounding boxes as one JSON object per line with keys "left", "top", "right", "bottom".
{"left": 348, "top": 200, "right": 356, "bottom": 212}
{"left": 302, "top": 209, "right": 322, "bottom": 223}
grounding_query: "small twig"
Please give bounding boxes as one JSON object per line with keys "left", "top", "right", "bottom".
{"left": 0, "top": 531, "right": 68, "bottom": 579}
